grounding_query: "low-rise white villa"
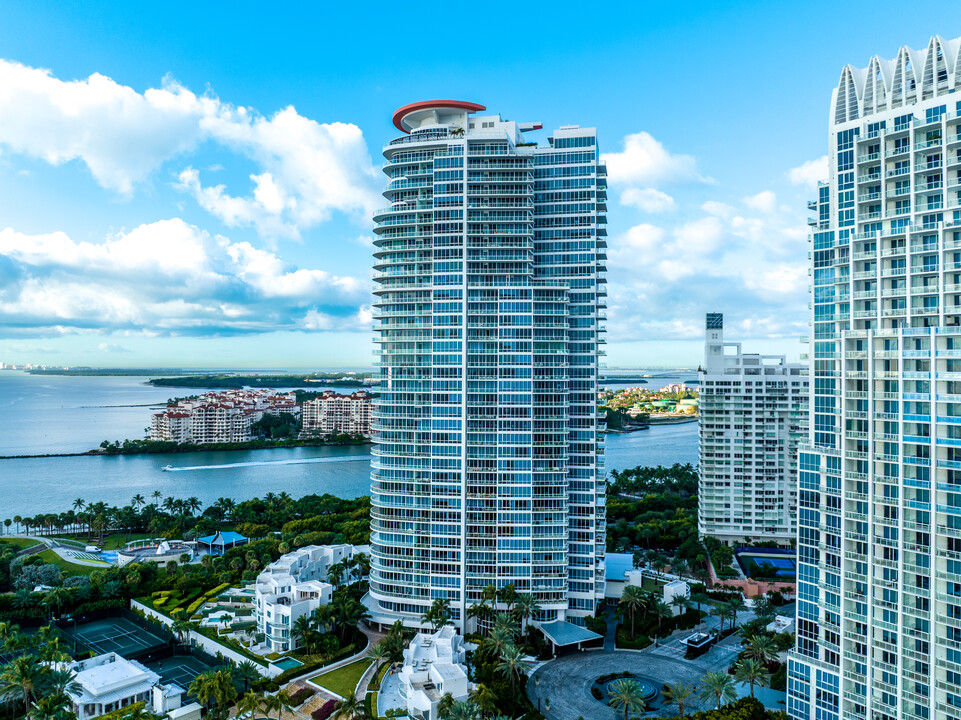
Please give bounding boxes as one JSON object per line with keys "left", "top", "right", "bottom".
{"left": 254, "top": 544, "right": 360, "bottom": 652}
{"left": 399, "top": 627, "right": 471, "bottom": 720}
{"left": 65, "top": 653, "right": 201, "bottom": 720}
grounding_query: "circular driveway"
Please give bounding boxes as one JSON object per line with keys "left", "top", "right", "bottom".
{"left": 527, "top": 638, "right": 742, "bottom": 720}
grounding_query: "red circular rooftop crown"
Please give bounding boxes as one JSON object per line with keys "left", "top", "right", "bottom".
{"left": 392, "top": 100, "right": 486, "bottom": 133}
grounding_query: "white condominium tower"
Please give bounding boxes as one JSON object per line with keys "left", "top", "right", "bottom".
{"left": 368, "top": 101, "right": 607, "bottom": 630}
{"left": 698, "top": 313, "right": 807, "bottom": 544}
{"left": 788, "top": 36, "right": 961, "bottom": 720}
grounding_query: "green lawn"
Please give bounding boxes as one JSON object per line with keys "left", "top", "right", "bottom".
{"left": 36, "top": 549, "right": 107, "bottom": 576}
{"left": 0, "top": 537, "right": 43, "bottom": 549}
{"left": 311, "top": 659, "right": 371, "bottom": 698}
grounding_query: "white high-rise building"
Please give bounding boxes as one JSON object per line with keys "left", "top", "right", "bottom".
{"left": 698, "top": 313, "right": 807, "bottom": 544}
{"left": 789, "top": 36, "right": 961, "bottom": 720}
{"left": 367, "top": 101, "right": 607, "bottom": 630}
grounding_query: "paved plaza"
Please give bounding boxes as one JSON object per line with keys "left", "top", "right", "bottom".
{"left": 527, "top": 630, "right": 785, "bottom": 720}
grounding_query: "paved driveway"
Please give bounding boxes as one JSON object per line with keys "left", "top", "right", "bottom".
{"left": 528, "top": 637, "right": 742, "bottom": 720}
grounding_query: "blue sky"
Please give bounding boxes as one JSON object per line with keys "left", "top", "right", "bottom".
{"left": 1, "top": 1, "right": 960, "bottom": 369}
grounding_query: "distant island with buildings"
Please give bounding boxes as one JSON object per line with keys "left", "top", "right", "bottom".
{"left": 600, "top": 382, "right": 699, "bottom": 431}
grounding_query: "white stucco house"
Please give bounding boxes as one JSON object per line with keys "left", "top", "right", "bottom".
{"left": 399, "top": 627, "right": 471, "bottom": 720}
{"left": 254, "top": 543, "right": 363, "bottom": 652}
{"left": 65, "top": 653, "right": 201, "bottom": 720}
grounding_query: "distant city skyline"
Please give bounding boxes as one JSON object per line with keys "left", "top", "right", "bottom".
{"left": 1, "top": 2, "right": 960, "bottom": 367}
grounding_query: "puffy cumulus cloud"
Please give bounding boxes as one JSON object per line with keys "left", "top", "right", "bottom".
{"left": 743, "top": 190, "right": 777, "bottom": 214}
{"left": 620, "top": 187, "right": 675, "bottom": 213}
{"left": 0, "top": 60, "right": 381, "bottom": 235}
{"left": 788, "top": 156, "right": 828, "bottom": 189}
{"left": 0, "top": 219, "right": 370, "bottom": 337}
{"left": 605, "top": 192, "right": 809, "bottom": 343}
{"left": 601, "top": 132, "right": 707, "bottom": 186}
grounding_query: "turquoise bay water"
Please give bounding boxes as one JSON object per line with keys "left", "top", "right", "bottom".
{"left": 0, "top": 371, "right": 697, "bottom": 518}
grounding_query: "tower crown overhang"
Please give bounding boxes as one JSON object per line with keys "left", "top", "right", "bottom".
{"left": 392, "top": 100, "right": 486, "bottom": 133}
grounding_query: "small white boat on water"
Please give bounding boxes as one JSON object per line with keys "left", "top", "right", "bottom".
{"left": 161, "top": 465, "right": 173, "bottom": 471}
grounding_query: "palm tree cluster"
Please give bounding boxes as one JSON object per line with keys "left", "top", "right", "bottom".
{"left": 1, "top": 491, "right": 371, "bottom": 553}
{"left": 464, "top": 583, "right": 542, "bottom": 641}
{"left": 190, "top": 666, "right": 294, "bottom": 720}
{"left": 617, "top": 584, "right": 677, "bottom": 643}
{"left": 291, "top": 588, "right": 371, "bottom": 656}
{"left": 606, "top": 669, "right": 745, "bottom": 719}
{"left": 465, "top": 610, "right": 533, "bottom": 718}
{"left": 0, "top": 623, "right": 81, "bottom": 720}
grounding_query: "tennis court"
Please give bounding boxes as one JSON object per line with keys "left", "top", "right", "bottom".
{"left": 66, "top": 617, "right": 167, "bottom": 657}
{"left": 145, "top": 654, "right": 224, "bottom": 697}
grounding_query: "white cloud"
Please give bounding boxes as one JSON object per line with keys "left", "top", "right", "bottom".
{"left": 601, "top": 132, "right": 706, "bottom": 186}
{"left": 743, "top": 190, "right": 777, "bottom": 214}
{"left": 0, "top": 60, "right": 381, "bottom": 236}
{"left": 620, "top": 187, "right": 675, "bottom": 213}
{"left": 98, "top": 342, "right": 130, "bottom": 353}
{"left": 701, "top": 200, "right": 734, "bottom": 218}
{"left": 0, "top": 219, "right": 370, "bottom": 336}
{"left": 605, "top": 189, "right": 809, "bottom": 342}
{"left": 788, "top": 156, "right": 828, "bottom": 189}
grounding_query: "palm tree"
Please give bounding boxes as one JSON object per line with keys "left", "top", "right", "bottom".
{"left": 744, "top": 634, "right": 779, "bottom": 664}
{"left": 726, "top": 595, "right": 748, "bottom": 630}
{"left": 292, "top": 614, "right": 315, "bottom": 654}
{"left": 491, "top": 612, "right": 518, "bottom": 639}
{"left": 619, "top": 584, "right": 645, "bottom": 638}
{"left": 690, "top": 591, "right": 710, "bottom": 630}
{"left": 495, "top": 644, "right": 530, "bottom": 696}
{"left": 652, "top": 600, "right": 672, "bottom": 647}
{"left": 699, "top": 671, "right": 738, "bottom": 711}
{"left": 40, "top": 668, "right": 81, "bottom": 700}
{"left": 131, "top": 493, "right": 146, "bottom": 511}
{"left": 235, "top": 690, "right": 263, "bottom": 718}
{"left": 268, "top": 690, "right": 293, "bottom": 719}
{"left": 662, "top": 682, "right": 695, "bottom": 718}
{"left": 0, "top": 655, "right": 44, "bottom": 714}
{"left": 422, "top": 598, "right": 452, "bottom": 632}
{"left": 671, "top": 592, "right": 691, "bottom": 619}
{"left": 171, "top": 613, "right": 193, "bottom": 644}
{"left": 151, "top": 490, "right": 162, "bottom": 506}
{"left": 734, "top": 658, "right": 771, "bottom": 699}
{"left": 468, "top": 683, "right": 498, "bottom": 719}
{"left": 444, "top": 700, "right": 480, "bottom": 720}
{"left": 478, "top": 627, "right": 512, "bottom": 664}
{"left": 234, "top": 660, "right": 261, "bottom": 694}
{"left": 368, "top": 641, "right": 392, "bottom": 675}
{"left": 331, "top": 690, "right": 365, "bottom": 719}
{"left": 437, "top": 693, "right": 456, "bottom": 719}
{"left": 44, "top": 588, "right": 72, "bottom": 619}
{"left": 607, "top": 678, "right": 646, "bottom": 720}
{"left": 512, "top": 593, "right": 541, "bottom": 635}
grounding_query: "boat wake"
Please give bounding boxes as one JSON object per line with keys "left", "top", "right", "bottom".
{"left": 163, "top": 456, "right": 370, "bottom": 472}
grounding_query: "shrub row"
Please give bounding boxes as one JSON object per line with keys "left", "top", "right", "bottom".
{"left": 185, "top": 583, "right": 231, "bottom": 615}
{"left": 290, "top": 687, "right": 315, "bottom": 705}
{"left": 311, "top": 699, "right": 336, "bottom": 720}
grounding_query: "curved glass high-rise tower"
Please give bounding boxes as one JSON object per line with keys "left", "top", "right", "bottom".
{"left": 367, "top": 101, "right": 607, "bottom": 630}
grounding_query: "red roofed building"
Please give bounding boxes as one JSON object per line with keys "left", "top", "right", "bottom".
{"left": 150, "top": 389, "right": 300, "bottom": 444}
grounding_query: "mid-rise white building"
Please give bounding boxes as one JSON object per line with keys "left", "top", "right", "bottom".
{"left": 150, "top": 389, "right": 298, "bottom": 444}
{"left": 254, "top": 544, "right": 359, "bottom": 652}
{"left": 789, "top": 35, "right": 961, "bottom": 720}
{"left": 369, "top": 100, "right": 607, "bottom": 631}
{"left": 301, "top": 391, "right": 372, "bottom": 436}
{"left": 65, "top": 653, "right": 200, "bottom": 720}
{"left": 698, "top": 313, "right": 808, "bottom": 543}
{"left": 399, "top": 627, "right": 471, "bottom": 720}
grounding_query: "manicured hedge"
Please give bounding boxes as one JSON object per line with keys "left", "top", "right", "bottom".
{"left": 311, "top": 699, "right": 336, "bottom": 720}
